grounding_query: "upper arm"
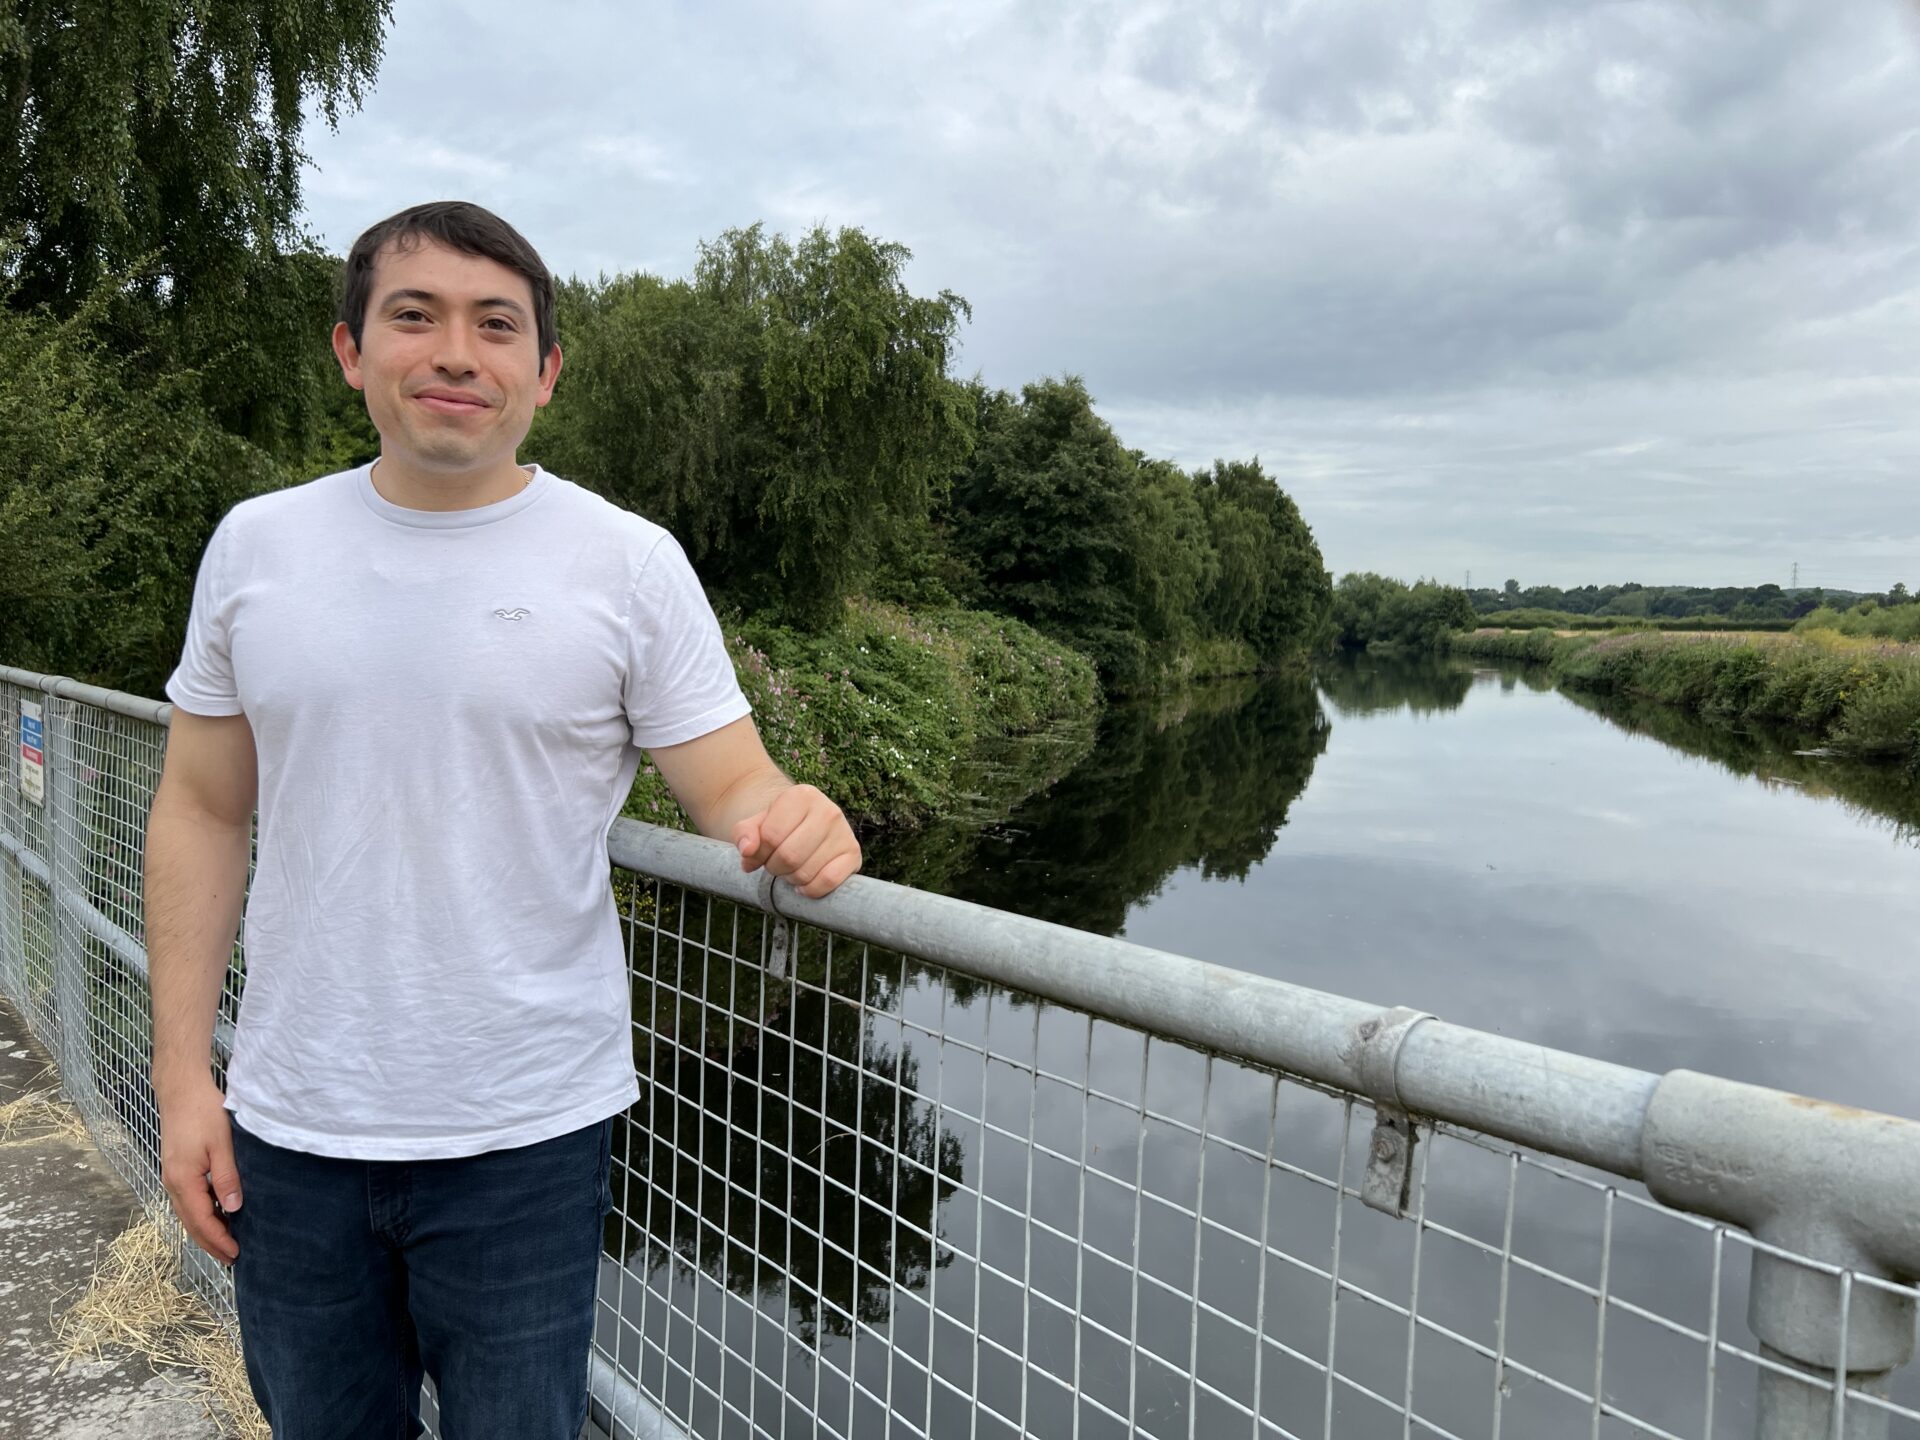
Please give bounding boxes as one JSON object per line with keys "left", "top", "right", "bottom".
{"left": 646, "top": 714, "right": 777, "bottom": 834}
{"left": 154, "top": 708, "right": 258, "bottom": 829}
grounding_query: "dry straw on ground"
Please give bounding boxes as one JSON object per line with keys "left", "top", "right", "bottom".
{"left": 53, "top": 1216, "right": 270, "bottom": 1440}
{"left": 16, "top": 1084, "right": 271, "bottom": 1440}
{"left": 0, "top": 1084, "right": 91, "bottom": 1148}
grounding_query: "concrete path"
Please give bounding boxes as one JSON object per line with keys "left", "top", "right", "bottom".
{"left": 0, "top": 993, "right": 224, "bottom": 1439}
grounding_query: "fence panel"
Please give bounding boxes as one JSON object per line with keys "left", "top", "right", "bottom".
{"left": 4, "top": 668, "right": 1918, "bottom": 1440}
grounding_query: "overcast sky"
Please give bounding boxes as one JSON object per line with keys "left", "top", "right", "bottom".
{"left": 299, "top": 0, "right": 1920, "bottom": 590}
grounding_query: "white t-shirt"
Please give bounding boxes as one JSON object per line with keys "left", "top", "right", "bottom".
{"left": 165, "top": 462, "right": 751, "bottom": 1160}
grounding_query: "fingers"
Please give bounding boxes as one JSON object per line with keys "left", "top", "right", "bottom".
{"left": 160, "top": 1095, "right": 241, "bottom": 1266}
{"left": 796, "top": 849, "right": 861, "bottom": 899}
{"left": 735, "top": 788, "right": 827, "bottom": 875}
{"left": 733, "top": 786, "right": 863, "bottom": 896}
{"left": 732, "top": 816, "right": 763, "bottom": 872}
{"left": 207, "top": 1135, "right": 243, "bottom": 1214}
{"left": 165, "top": 1163, "right": 238, "bottom": 1265}
{"left": 766, "top": 807, "right": 835, "bottom": 880}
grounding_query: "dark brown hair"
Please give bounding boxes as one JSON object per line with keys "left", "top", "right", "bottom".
{"left": 338, "top": 201, "right": 557, "bottom": 371}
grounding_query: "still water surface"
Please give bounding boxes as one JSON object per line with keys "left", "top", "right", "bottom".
{"left": 894, "top": 652, "right": 1920, "bottom": 1113}
{"left": 608, "top": 653, "right": 1920, "bottom": 1438}
{"left": 900, "top": 651, "right": 1920, "bottom": 1119}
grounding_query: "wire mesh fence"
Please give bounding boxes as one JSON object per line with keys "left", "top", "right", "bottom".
{"left": 4, "top": 667, "right": 1919, "bottom": 1440}
{"left": 595, "top": 877, "right": 1920, "bottom": 1440}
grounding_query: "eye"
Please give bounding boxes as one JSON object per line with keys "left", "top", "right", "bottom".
{"left": 393, "top": 308, "right": 429, "bottom": 324}
{"left": 482, "top": 316, "right": 518, "bottom": 333}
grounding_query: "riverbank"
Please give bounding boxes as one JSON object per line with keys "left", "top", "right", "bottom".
{"left": 623, "top": 598, "right": 1100, "bottom": 831}
{"left": 1448, "top": 628, "right": 1920, "bottom": 765}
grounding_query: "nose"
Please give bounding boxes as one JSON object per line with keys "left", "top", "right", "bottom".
{"left": 431, "top": 324, "right": 478, "bottom": 379}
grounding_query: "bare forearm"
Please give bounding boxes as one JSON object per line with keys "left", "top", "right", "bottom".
{"left": 688, "top": 762, "right": 792, "bottom": 841}
{"left": 144, "top": 798, "right": 250, "bottom": 1096}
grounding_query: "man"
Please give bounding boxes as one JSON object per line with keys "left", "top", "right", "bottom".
{"left": 145, "top": 200, "right": 861, "bottom": 1439}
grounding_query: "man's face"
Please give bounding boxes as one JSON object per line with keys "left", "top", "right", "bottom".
{"left": 332, "top": 237, "right": 561, "bottom": 478}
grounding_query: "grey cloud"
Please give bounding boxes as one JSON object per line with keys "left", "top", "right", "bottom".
{"left": 297, "top": 0, "right": 1920, "bottom": 589}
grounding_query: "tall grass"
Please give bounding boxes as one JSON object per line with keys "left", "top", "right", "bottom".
{"left": 1795, "top": 604, "right": 1920, "bottom": 644}
{"left": 1471, "top": 609, "right": 1797, "bottom": 633}
{"left": 624, "top": 598, "right": 1101, "bottom": 829}
{"left": 1447, "top": 628, "right": 1920, "bottom": 765}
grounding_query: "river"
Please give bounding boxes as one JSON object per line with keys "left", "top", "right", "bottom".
{"left": 605, "top": 651, "right": 1920, "bottom": 1438}
{"left": 889, "top": 650, "right": 1920, "bottom": 1120}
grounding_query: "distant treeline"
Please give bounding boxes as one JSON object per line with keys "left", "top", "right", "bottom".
{"left": 1474, "top": 610, "right": 1799, "bottom": 633}
{"left": 1328, "top": 573, "right": 1477, "bottom": 651}
{"left": 1469, "top": 580, "right": 1909, "bottom": 621}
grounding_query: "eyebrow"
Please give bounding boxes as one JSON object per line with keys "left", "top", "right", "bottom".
{"left": 378, "top": 288, "right": 530, "bottom": 320}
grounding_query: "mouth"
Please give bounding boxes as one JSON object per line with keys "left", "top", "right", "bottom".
{"left": 411, "top": 390, "right": 492, "bottom": 415}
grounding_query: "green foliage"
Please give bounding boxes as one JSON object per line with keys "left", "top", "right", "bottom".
{"left": 1330, "top": 573, "right": 1476, "bottom": 650}
{"left": 1194, "top": 459, "right": 1332, "bottom": 665}
{"left": 533, "top": 225, "right": 974, "bottom": 630}
{"left": 622, "top": 600, "right": 1097, "bottom": 830}
{"left": 1455, "top": 629, "right": 1920, "bottom": 767}
{"left": 1469, "top": 579, "right": 1834, "bottom": 621}
{"left": 2, "top": 2, "right": 389, "bottom": 461}
{"left": 1445, "top": 627, "right": 1563, "bottom": 664}
{"left": 1797, "top": 604, "right": 1920, "bottom": 644}
{"left": 943, "top": 380, "right": 1327, "bottom": 691}
{"left": 943, "top": 377, "right": 1151, "bottom": 684}
{"left": 1472, "top": 608, "right": 1796, "bottom": 633}
{"left": 0, "top": 294, "right": 283, "bottom": 694}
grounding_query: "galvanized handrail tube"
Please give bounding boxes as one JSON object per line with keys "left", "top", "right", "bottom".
{"left": 608, "top": 820, "right": 1662, "bottom": 1177}
{"left": 0, "top": 664, "right": 174, "bottom": 726}
{"left": 609, "top": 818, "right": 1920, "bottom": 1437}
{"left": 8, "top": 667, "right": 1919, "bottom": 1436}
{"left": 1644, "top": 1071, "right": 1920, "bottom": 1437}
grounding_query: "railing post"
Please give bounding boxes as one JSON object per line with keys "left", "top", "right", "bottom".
{"left": 1746, "top": 1244, "right": 1909, "bottom": 1440}
{"left": 1641, "top": 1071, "right": 1920, "bottom": 1440}
{"left": 0, "top": 683, "right": 22, "bottom": 1002}
{"left": 43, "top": 688, "right": 99, "bottom": 1108}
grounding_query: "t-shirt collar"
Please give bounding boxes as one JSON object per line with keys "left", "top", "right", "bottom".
{"left": 358, "top": 461, "right": 552, "bottom": 529}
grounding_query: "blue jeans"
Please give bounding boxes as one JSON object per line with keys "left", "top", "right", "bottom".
{"left": 228, "top": 1114, "right": 615, "bottom": 1440}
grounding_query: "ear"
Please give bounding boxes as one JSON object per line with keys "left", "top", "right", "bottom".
{"left": 534, "top": 342, "right": 564, "bottom": 408}
{"left": 331, "top": 322, "right": 366, "bottom": 392}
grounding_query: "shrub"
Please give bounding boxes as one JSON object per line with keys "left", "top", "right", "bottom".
{"left": 622, "top": 598, "right": 1097, "bottom": 831}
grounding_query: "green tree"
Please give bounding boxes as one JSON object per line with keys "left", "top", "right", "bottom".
{"left": 534, "top": 225, "right": 972, "bottom": 629}
{"left": 0, "top": 293, "right": 283, "bottom": 693}
{"left": 1330, "top": 573, "right": 1476, "bottom": 650}
{"left": 2, "top": 1, "right": 390, "bottom": 458}
{"left": 944, "top": 376, "right": 1152, "bottom": 683}
{"left": 1130, "top": 456, "right": 1214, "bottom": 649}
{"left": 1194, "top": 459, "right": 1330, "bottom": 662}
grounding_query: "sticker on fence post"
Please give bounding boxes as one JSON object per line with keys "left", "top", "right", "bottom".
{"left": 18, "top": 698, "right": 44, "bottom": 807}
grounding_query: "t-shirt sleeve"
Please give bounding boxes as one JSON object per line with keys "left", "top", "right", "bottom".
{"left": 623, "top": 533, "right": 753, "bottom": 749}
{"left": 164, "top": 518, "right": 245, "bottom": 717}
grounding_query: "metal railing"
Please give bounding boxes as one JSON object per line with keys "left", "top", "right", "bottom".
{"left": 4, "top": 662, "right": 1918, "bottom": 1439}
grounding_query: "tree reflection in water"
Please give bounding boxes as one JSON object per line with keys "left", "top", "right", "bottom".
{"left": 605, "top": 668, "right": 1340, "bottom": 1351}
{"left": 611, "top": 907, "right": 964, "bottom": 1343}
{"left": 1315, "top": 647, "right": 1477, "bottom": 717}
{"left": 1565, "top": 684, "right": 1920, "bottom": 843}
{"left": 876, "top": 672, "right": 1332, "bottom": 937}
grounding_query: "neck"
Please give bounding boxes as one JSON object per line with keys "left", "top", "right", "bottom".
{"left": 368, "top": 454, "right": 532, "bottom": 512}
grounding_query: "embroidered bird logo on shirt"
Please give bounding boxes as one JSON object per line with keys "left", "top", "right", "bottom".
{"left": 493, "top": 607, "right": 532, "bottom": 621}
